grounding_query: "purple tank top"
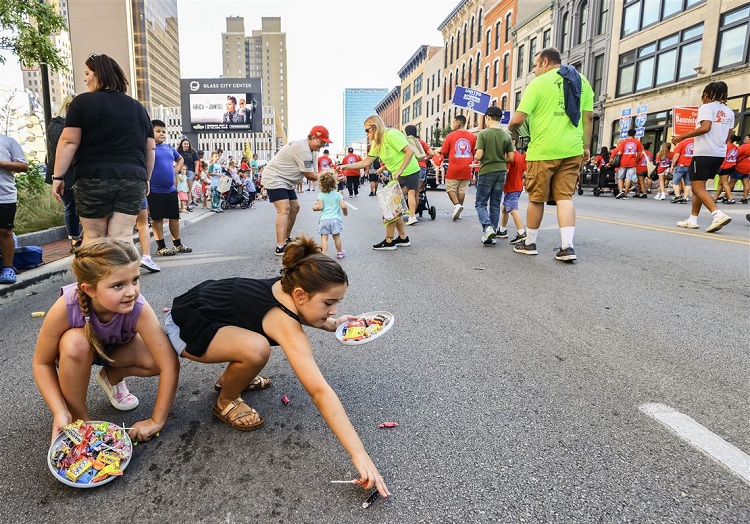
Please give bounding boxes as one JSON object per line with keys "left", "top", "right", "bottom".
{"left": 61, "top": 283, "right": 145, "bottom": 346}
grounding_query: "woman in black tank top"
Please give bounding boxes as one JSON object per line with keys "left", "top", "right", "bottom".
{"left": 166, "top": 236, "right": 390, "bottom": 500}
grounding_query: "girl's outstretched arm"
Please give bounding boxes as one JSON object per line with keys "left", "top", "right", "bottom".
{"left": 265, "top": 310, "right": 390, "bottom": 498}
{"left": 131, "top": 302, "right": 180, "bottom": 442}
{"left": 32, "top": 296, "right": 74, "bottom": 443}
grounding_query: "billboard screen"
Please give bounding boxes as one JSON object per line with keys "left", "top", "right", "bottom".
{"left": 180, "top": 78, "right": 262, "bottom": 133}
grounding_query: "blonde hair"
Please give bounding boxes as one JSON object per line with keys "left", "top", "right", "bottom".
{"left": 364, "top": 114, "right": 387, "bottom": 150}
{"left": 55, "top": 95, "right": 75, "bottom": 119}
{"left": 656, "top": 142, "right": 672, "bottom": 161}
{"left": 280, "top": 235, "right": 348, "bottom": 295}
{"left": 72, "top": 238, "right": 140, "bottom": 363}
{"left": 318, "top": 169, "right": 338, "bottom": 193}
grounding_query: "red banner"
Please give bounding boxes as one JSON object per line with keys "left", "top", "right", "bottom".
{"left": 672, "top": 106, "right": 699, "bottom": 135}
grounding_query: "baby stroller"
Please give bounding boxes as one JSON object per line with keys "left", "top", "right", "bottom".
{"left": 416, "top": 180, "right": 436, "bottom": 220}
{"left": 592, "top": 165, "right": 618, "bottom": 197}
{"left": 220, "top": 181, "right": 251, "bottom": 209}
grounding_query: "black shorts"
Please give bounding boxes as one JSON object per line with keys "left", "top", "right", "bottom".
{"left": 338, "top": 181, "right": 346, "bottom": 191}
{"left": 398, "top": 170, "right": 420, "bottom": 191}
{"left": 147, "top": 191, "right": 180, "bottom": 220}
{"left": 0, "top": 202, "right": 17, "bottom": 230}
{"left": 718, "top": 168, "right": 735, "bottom": 176}
{"left": 267, "top": 188, "right": 298, "bottom": 202}
{"left": 75, "top": 178, "right": 146, "bottom": 218}
{"left": 368, "top": 173, "right": 379, "bottom": 182}
{"left": 689, "top": 156, "right": 724, "bottom": 182}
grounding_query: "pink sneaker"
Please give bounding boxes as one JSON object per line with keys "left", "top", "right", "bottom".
{"left": 96, "top": 368, "right": 139, "bottom": 411}
{"left": 336, "top": 250, "right": 346, "bottom": 259}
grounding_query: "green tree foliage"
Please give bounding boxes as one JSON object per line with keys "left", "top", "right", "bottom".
{"left": 0, "top": 0, "right": 69, "bottom": 72}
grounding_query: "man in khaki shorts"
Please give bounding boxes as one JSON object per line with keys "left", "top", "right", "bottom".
{"left": 508, "top": 47, "right": 594, "bottom": 262}
{"left": 440, "top": 115, "right": 476, "bottom": 220}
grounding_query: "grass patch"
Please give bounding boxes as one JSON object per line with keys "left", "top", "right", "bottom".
{"left": 14, "top": 163, "right": 64, "bottom": 235}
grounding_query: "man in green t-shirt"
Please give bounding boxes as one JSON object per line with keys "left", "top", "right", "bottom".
{"left": 508, "top": 47, "right": 594, "bottom": 262}
{"left": 473, "top": 106, "right": 515, "bottom": 245}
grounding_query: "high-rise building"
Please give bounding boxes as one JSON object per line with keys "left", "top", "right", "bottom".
{"left": 222, "top": 16, "right": 288, "bottom": 140}
{"left": 66, "top": 0, "right": 181, "bottom": 110}
{"left": 343, "top": 88, "right": 388, "bottom": 152}
{"left": 22, "top": 0, "right": 75, "bottom": 115}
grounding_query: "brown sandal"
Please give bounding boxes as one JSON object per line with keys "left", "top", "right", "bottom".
{"left": 214, "top": 375, "right": 272, "bottom": 393}
{"left": 211, "top": 398, "right": 264, "bottom": 431}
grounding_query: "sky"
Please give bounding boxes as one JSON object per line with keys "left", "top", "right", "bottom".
{"left": 177, "top": 0, "right": 459, "bottom": 145}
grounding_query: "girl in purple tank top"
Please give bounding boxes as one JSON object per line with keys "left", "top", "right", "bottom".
{"left": 33, "top": 239, "right": 179, "bottom": 444}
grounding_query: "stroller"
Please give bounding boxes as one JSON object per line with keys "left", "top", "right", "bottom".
{"left": 416, "top": 179, "right": 436, "bottom": 220}
{"left": 592, "top": 165, "right": 618, "bottom": 197}
{"left": 220, "top": 181, "right": 251, "bottom": 209}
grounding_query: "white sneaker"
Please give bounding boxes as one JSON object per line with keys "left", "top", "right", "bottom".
{"left": 676, "top": 219, "right": 699, "bottom": 229}
{"left": 452, "top": 204, "right": 464, "bottom": 221}
{"left": 706, "top": 214, "right": 732, "bottom": 233}
{"left": 96, "top": 368, "right": 140, "bottom": 411}
{"left": 406, "top": 216, "right": 418, "bottom": 225}
{"left": 653, "top": 193, "right": 661, "bottom": 200}
{"left": 482, "top": 226, "right": 496, "bottom": 244}
{"left": 140, "top": 255, "right": 161, "bottom": 273}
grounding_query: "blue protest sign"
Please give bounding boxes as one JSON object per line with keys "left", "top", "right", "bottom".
{"left": 500, "top": 111, "right": 510, "bottom": 124}
{"left": 452, "top": 86, "right": 491, "bottom": 114}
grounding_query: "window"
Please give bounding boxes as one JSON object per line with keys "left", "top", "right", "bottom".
{"left": 450, "top": 37, "right": 454, "bottom": 62}
{"left": 592, "top": 54, "right": 604, "bottom": 97}
{"left": 413, "top": 98, "right": 422, "bottom": 119}
{"left": 461, "top": 63, "right": 466, "bottom": 86}
{"left": 503, "top": 52, "right": 510, "bottom": 82}
{"left": 505, "top": 13, "right": 512, "bottom": 42}
{"left": 444, "top": 42, "right": 448, "bottom": 68}
{"left": 486, "top": 30, "right": 491, "bottom": 54}
{"left": 477, "top": 9, "right": 483, "bottom": 40}
{"left": 516, "top": 44, "right": 524, "bottom": 77}
{"left": 543, "top": 28, "right": 551, "bottom": 49}
{"left": 529, "top": 37, "right": 537, "bottom": 72}
{"left": 468, "top": 58, "right": 473, "bottom": 86}
{"left": 463, "top": 23, "right": 468, "bottom": 53}
{"left": 597, "top": 0, "right": 609, "bottom": 35}
{"left": 456, "top": 30, "right": 461, "bottom": 56}
{"left": 470, "top": 17, "right": 475, "bottom": 47}
{"left": 622, "top": 0, "right": 705, "bottom": 38}
{"left": 414, "top": 74, "right": 423, "bottom": 94}
{"left": 484, "top": 65, "right": 490, "bottom": 91}
{"left": 403, "top": 85, "right": 411, "bottom": 103}
{"left": 715, "top": 4, "right": 750, "bottom": 70}
{"left": 476, "top": 52, "right": 481, "bottom": 83}
{"left": 501, "top": 95, "right": 508, "bottom": 110}
{"left": 493, "top": 60, "right": 499, "bottom": 87}
{"left": 402, "top": 106, "right": 410, "bottom": 124}
{"left": 495, "top": 22, "right": 501, "bottom": 50}
{"left": 617, "top": 23, "right": 703, "bottom": 96}
{"left": 515, "top": 90, "right": 522, "bottom": 110}
{"left": 560, "top": 12, "right": 569, "bottom": 53}
{"left": 577, "top": 1, "right": 589, "bottom": 45}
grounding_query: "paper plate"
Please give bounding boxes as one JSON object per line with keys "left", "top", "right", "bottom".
{"left": 335, "top": 311, "right": 395, "bottom": 345}
{"left": 47, "top": 421, "right": 133, "bottom": 488}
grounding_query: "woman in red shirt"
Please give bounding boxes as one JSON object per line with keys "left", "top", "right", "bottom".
{"left": 714, "top": 134, "right": 739, "bottom": 203}
{"left": 653, "top": 142, "right": 673, "bottom": 200}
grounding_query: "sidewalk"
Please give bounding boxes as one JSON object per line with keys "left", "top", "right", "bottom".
{"left": 0, "top": 207, "right": 214, "bottom": 302}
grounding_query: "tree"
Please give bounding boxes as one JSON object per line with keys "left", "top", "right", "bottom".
{"left": 0, "top": 0, "right": 68, "bottom": 72}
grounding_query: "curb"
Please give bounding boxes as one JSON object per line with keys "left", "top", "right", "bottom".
{"left": 17, "top": 226, "right": 69, "bottom": 247}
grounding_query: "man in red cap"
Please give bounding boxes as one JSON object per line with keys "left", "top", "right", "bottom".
{"left": 261, "top": 125, "right": 331, "bottom": 255}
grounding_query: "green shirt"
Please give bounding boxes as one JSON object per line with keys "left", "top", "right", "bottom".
{"left": 476, "top": 127, "right": 514, "bottom": 175}
{"left": 517, "top": 67, "right": 594, "bottom": 161}
{"left": 368, "top": 129, "right": 420, "bottom": 177}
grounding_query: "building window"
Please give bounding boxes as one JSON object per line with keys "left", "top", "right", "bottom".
{"left": 450, "top": 37, "right": 454, "bottom": 62}
{"left": 516, "top": 44, "right": 524, "bottom": 78}
{"left": 560, "top": 12, "right": 569, "bottom": 53}
{"left": 495, "top": 22, "right": 501, "bottom": 50}
{"left": 463, "top": 23, "right": 468, "bottom": 53}
{"left": 486, "top": 30, "right": 491, "bottom": 54}
{"left": 477, "top": 9, "right": 483, "bottom": 41}
{"left": 402, "top": 106, "right": 410, "bottom": 124}
{"left": 414, "top": 74, "right": 423, "bottom": 94}
{"left": 445, "top": 42, "right": 449, "bottom": 68}
{"left": 515, "top": 90, "right": 522, "bottom": 110}
{"left": 592, "top": 54, "right": 604, "bottom": 98}
{"left": 470, "top": 17, "right": 475, "bottom": 47}
{"left": 529, "top": 37, "right": 537, "bottom": 72}
{"left": 617, "top": 23, "right": 703, "bottom": 96}
{"left": 413, "top": 98, "right": 422, "bottom": 119}
{"left": 493, "top": 60, "right": 499, "bottom": 87}
{"left": 461, "top": 63, "right": 465, "bottom": 86}
{"left": 457, "top": 30, "right": 461, "bottom": 56}
{"left": 468, "top": 58, "right": 473, "bottom": 86}
{"left": 577, "top": 1, "right": 589, "bottom": 45}
{"left": 505, "top": 13, "right": 512, "bottom": 42}
{"left": 403, "top": 85, "right": 411, "bottom": 103}
{"left": 715, "top": 4, "right": 750, "bottom": 70}
{"left": 501, "top": 95, "right": 508, "bottom": 110}
{"left": 622, "top": 0, "right": 706, "bottom": 38}
{"left": 503, "top": 52, "right": 510, "bottom": 82}
{"left": 476, "top": 52, "right": 481, "bottom": 84}
{"left": 484, "top": 65, "right": 490, "bottom": 91}
{"left": 543, "top": 28, "right": 551, "bottom": 49}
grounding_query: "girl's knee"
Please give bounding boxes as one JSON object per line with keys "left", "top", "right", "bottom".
{"left": 242, "top": 341, "right": 271, "bottom": 367}
{"left": 59, "top": 330, "right": 94, "bottom": 364}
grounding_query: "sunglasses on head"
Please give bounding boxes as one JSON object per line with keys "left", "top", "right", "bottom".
{"left": 89, "top": 54, "right": 99, "bottom": 61}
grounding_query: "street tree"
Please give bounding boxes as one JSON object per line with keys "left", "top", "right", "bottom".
{"left": 0, "top": 0, "right": 68, "bottom": 71}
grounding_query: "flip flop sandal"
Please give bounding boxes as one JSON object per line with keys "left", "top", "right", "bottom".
{"left": 214, "top": 375, "right": 272, "bottom": 393}
{"left": 211, "top": 398, "right": 264, "bottom": 431}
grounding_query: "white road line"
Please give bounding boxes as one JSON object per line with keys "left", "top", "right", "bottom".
{"left": 640, "top": 403, "right": 750, "bottom": 485}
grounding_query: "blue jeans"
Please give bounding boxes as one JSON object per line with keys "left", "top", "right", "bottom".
{"left": 475, "top": 170, "right": 506, "bottom": 230}
{"left": 62, "top": 189, "right": 81, "bottom": 239}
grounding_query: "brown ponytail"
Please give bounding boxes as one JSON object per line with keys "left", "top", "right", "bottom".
{"left": 72, "top": 238, "right": 140, "bottom": 363}
{"left": 280, "top": 235, "right": 348, "bottom": 295}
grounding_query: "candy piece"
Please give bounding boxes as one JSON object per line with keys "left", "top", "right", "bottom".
{"left": 92, "top": 463, "right": 123, "bottom": 483}
{"left": 63, "top": 427, "right": 83, "bottom": 445}
{"left": 96, "top": 450, "right": 121, "bottom": 467}
{"left": 281, "top": 394, "right": 290, "bottom": 405}
{"left": 378, "top": 422, "right": 398, "bottom": 428}
{"left": 362, "top": 490, "right": 380, "bottom": 509}
{"left": 65, "top": 458, "right": 92, "bottom": 481}
{"left": 31, "top": 311, "right": 46, "bottom": 318}
{"left": 162, "top": 307, "right": 170, "bottom": 312}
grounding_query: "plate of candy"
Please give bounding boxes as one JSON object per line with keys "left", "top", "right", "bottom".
{"left": 335, "top": 311, "right": 394, "bottom": 345}
{"left": 47, "top": 420, "right": 133, "bottom": 488}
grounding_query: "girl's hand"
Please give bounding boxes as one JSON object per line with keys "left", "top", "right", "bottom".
{"left": 51, "top": 411, "right": 73, "bottom": 444}
{"left": 352, "top": 452, "right": 390, "bottom": 498}
{"left": 330, "top": 315, "right": 357, "bottom": 332}
{"left": 128, "top": 418, "right": 163, "bottom": 442}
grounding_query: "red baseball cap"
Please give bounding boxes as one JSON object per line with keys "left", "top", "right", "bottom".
{"left": 309, "top": 125, "right": 333, "bottom": 144}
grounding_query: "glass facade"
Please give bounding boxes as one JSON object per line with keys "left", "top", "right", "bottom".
{"left": 343, "top": 88, "right": 388, "bottom": 149}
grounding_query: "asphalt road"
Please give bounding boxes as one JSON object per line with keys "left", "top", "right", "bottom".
{"left": 1, "top": 184, "right": 748, "bottom": 523}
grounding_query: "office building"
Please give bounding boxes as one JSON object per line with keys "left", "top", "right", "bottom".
{"left": 343, "top": 88, "right": 388, "bottom": 153}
